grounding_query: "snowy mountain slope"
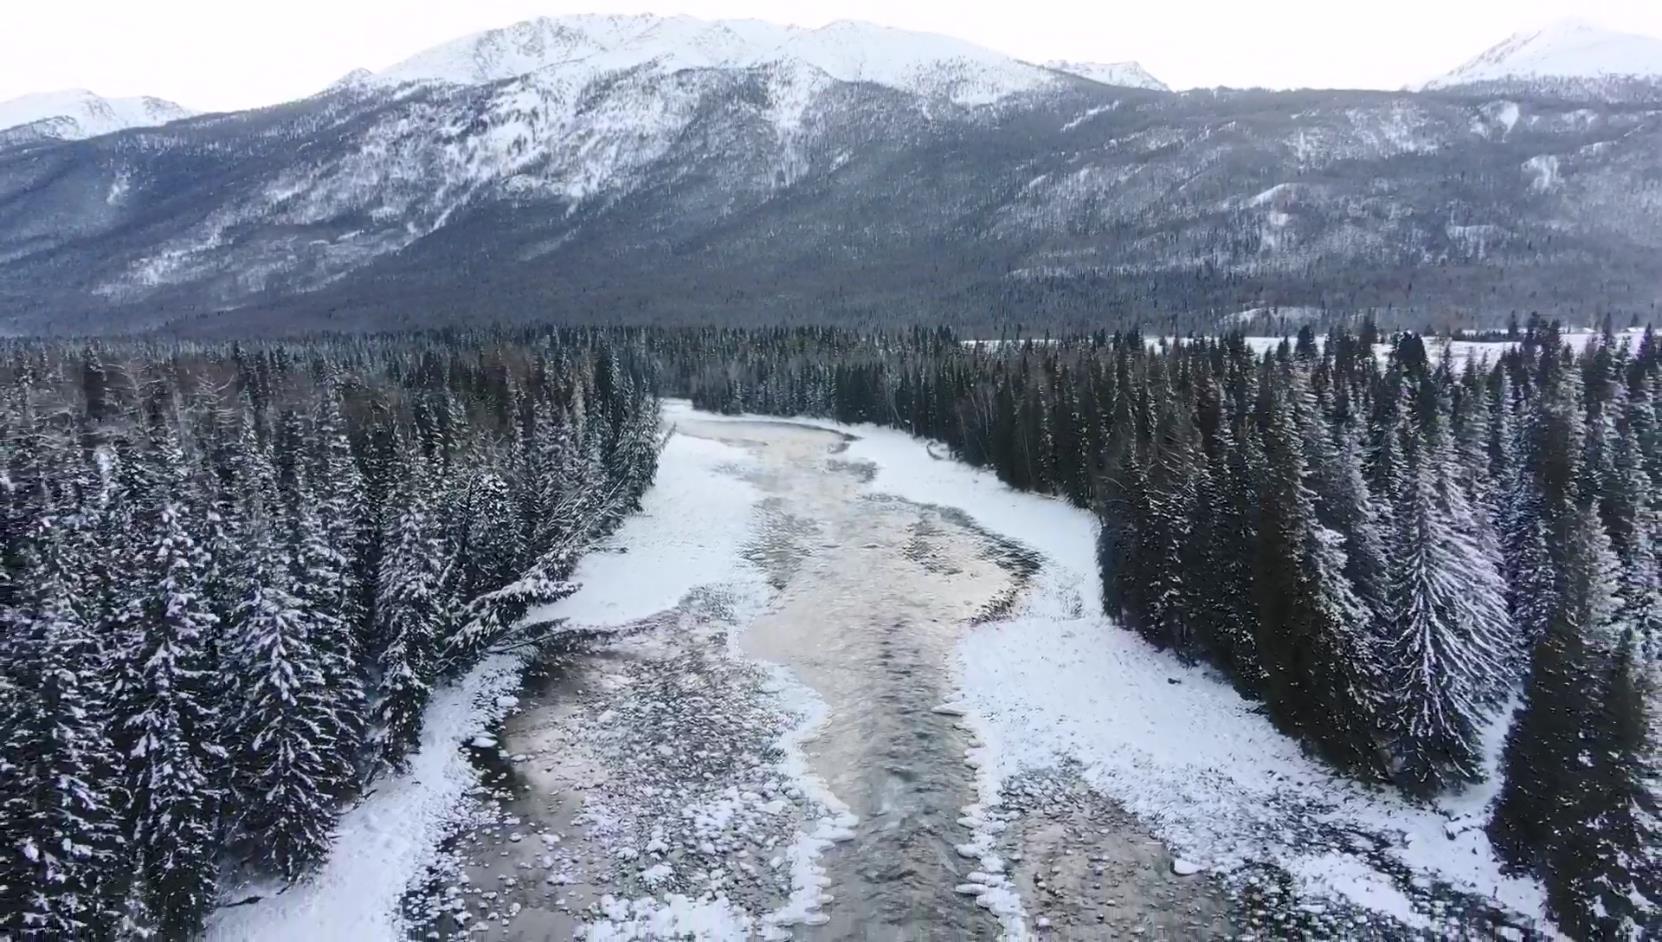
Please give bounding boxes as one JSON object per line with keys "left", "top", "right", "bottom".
{"left": 1044, "top": 59, "right": 1168, "bottom": 91}
{"left": 374, "top": 14, "right": 1060, "bottom": 106}
{"left": 1426, "top": 19, "right": 1662, "bottom": 89}
{"left": 0, "top": 89, "right": 193, "bottom": 142}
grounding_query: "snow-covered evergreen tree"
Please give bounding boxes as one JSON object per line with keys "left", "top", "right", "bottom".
{"left": 113, "top": 423, "right": 224, "bottom": 936}
{"left": 224, "top": 509, "right": 338, "bottom": 881}
{"left": 1492, "top": 502, "right": 1623, "bottom": 874}
{"left": 0, "top": 519, "right": 123, "bottom": 938}
{"left": 1385, "top": 424, "right": 1515, "bottom": 793}
{"left": 1142, "top": 404, "right": 1197, "bottom": 656}
{"left": 278, "top": 412, "right": 366, "bottom": 800}
{"left": 372, "top": 459, "right": 446, "bottom": 770}
{"left": 1254, "top": 366, "right": 1389, "bottom": 777}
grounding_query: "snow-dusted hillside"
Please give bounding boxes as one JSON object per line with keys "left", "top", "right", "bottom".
{"left": 374, "top": 13, "right": 1059, "bottom": 106}
{"left": 0, "top": 89, "right": 193, "bottom": 142}
{"left": 1426, "top": 19, "right": 1662, "bottom": 89}
{"left": 1044, "top": 59, "right": 1168, "bottom": 91}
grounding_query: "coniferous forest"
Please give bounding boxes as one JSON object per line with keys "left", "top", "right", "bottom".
{"left": 0, "top": 321, "right": 1657, "bottom": 939}
{"left": 0, "top": 332, "right": 660, "bottom": 938}
{"left": 666, "top": 319, "right": 1660, "bottom": 939}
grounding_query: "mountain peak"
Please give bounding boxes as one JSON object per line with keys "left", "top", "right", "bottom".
{"left": 1425, "top": 19, "right": 1662, "bottom": 89}
{"left": 1044, "top": 60, "right": 1169, "bottom": 92}
{"left": 0, "top": 88, "right": 194, "bottom": 142}
{"left": 371, "top": 13, "right": 1059, "bottom": 106}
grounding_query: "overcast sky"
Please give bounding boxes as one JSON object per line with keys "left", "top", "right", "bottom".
{"left": 5, "top": 0, "right": 1662, "bottom": 111}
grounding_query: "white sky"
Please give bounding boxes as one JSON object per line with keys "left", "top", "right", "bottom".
{"left": 4, "top": 0, "right": 1662, "bottom": 111}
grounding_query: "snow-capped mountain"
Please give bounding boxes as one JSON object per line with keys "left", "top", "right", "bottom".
{"left": 374, "top": 14, "right": 1061, "bottom": 106}
{"left": 2, "top": 14, "right": 1661, "bottom": 335}
{"left": 0, "top": 89, "right": 193, "bottom": 143}
{"left": 1425, "top": 19, "right": 1662, "bottom": 91}
{"left": 1044, "top": 60, "right": 1168, "bottom": 91}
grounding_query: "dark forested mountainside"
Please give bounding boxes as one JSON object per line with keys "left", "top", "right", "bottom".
{"left": 664, "top": 321, "right": 1662, "bottom": 939}
{"left": 0, "top": 331, "right": 660, "bottom": 938}
{"left": 2, "top": 75, "right": 1661, "bottom": 336}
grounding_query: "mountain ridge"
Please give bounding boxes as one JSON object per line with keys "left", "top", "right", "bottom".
{"left": 1425, "top": 19, "right": 1662, "bottom": 91}
{"left": 0, "top": 89, "right": 194, "bottom": 144}
{"left": 370, "top": 14, "right": 1080, "bottom": 106}
{"left": 0, "top": 17, "right": 1659, "bottom": 335}
{"left": 1043, "top": 59, "right": 1168, "bottom": 92}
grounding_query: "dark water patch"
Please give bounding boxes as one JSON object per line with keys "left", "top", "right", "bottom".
{"left": 826, "top": 457, "right": 879, "bottom": 482}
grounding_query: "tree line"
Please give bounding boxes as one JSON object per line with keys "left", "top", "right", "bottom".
{"left": 667, "top": 320, "right": 1659, "bottom": 939}
{"left": 0, "top": 331, "right": 660, "bottom": 939}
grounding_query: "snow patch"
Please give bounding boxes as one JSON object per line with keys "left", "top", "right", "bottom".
{"left": 1059, "top": 102, "right": 1118, "bottom": 133}
{"left": 751, "top": 665, "right": 858, "bottom": 939}
{"left": 582, "top": 893, "right": 752, "bottom": 940}
{"left": 525, "top": 431, "right": 762, "bottom": 629}
{"left": 1523, "top": 154, "right": 1561, "bottom": 193}
{"left": 1045, "top": 60, "right": 1168, "bottom": 92}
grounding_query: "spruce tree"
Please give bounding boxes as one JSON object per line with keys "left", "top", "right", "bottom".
{"left": 1491, "top": 504, "right": 1623, "bottom": 875}
{"left": 1567, "top": 629, "right": 1660, "bottom": 939}
{"left": 281, "top": 426, "right": 366, "bottom": 800}
{"left": 373, "top": 461, "right": 445, "bottom": 770}
{"left": 113, "top": 426, "right": 224, "bottom": 937}
{"left": 1253, "top": 368, "right": 1388, "bottom": 777}
{"left": 1385, "top": 425, "right": 1515, "bottom": 793}
{"left": 224, "top": 512, "right": 338, "bottom": 881}
{"left": 1, "top": 519, "right": 123, "bottom": 938}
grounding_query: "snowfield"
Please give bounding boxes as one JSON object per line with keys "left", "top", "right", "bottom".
{"left": 373, "top": 13, "right": 1067, "bottom": 108}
